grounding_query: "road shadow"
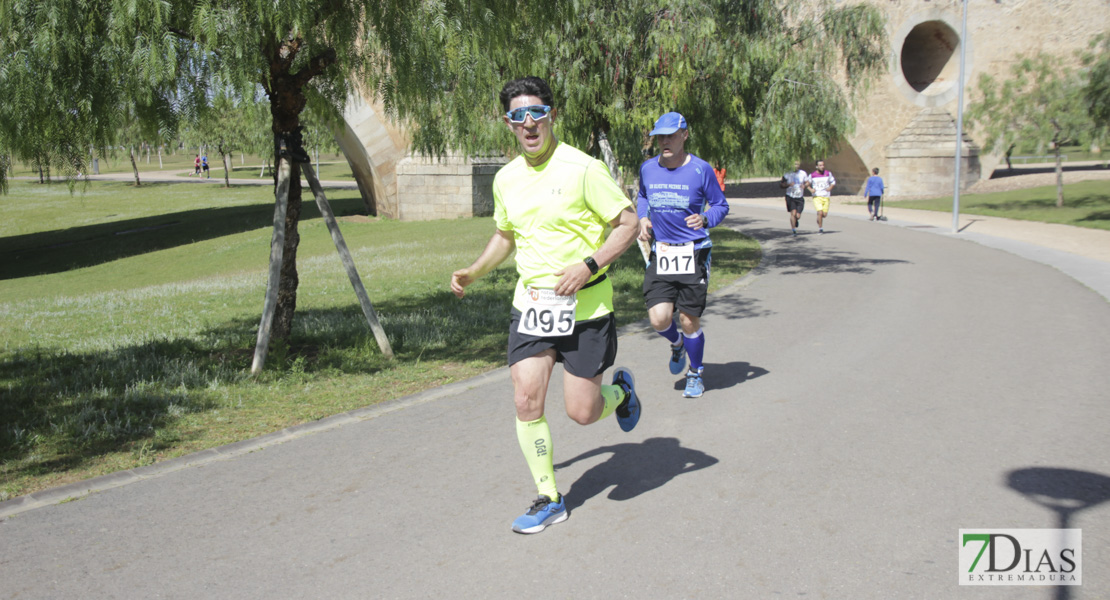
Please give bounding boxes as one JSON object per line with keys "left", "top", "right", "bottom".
{"left": 725, "top": 181, "right": 858, "bottom": 198}
{"left": 739, "top": 225, "right": 912, "bottom": 275}
{"left": 668, "top": 360, "right": 768, "bottom": 393}
{"left": 553, "top": 437, "right": 719, "bottom": 512}
{"left": 1006, "top": 467, "right": 1110, "bottom": 600}
{"left": 707, "top": 291, "right": 775, "bottom": 322}
{"left": 0, "top": 187, "right": 367, "bottom": 280}
{"left": 958, "top": 218, "right": 984, "bottom": 233}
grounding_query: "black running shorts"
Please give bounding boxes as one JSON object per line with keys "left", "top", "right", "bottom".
{"left": 643, "top": 246, "right": 712, "bottom": 317}
{"left": 785, "top": 195, "right": 804, "bottom": 214}
{"left": 507, "top": 309, "right": 617, "bottom": 378}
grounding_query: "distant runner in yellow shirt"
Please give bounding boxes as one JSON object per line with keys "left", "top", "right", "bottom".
{"left": 805, "top": 159, "right": 836, "bottom": 233}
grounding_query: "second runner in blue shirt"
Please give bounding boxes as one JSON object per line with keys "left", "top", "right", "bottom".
{"left": 635, "top": 111, "right": 730, "bottom": 398}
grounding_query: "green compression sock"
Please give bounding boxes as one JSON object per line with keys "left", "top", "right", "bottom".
{"left": 598, "top": 384, "right": 626, "bottom": 421}
{"left": 516, "top": 416, "right": 557, "bottom": 501}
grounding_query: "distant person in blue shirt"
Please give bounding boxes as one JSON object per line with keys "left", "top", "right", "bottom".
{"left": 636, "top": 112, "right": 730, "bottom": 398}
{"left": 863, "top": 168, "right": 884, "bottom": 221}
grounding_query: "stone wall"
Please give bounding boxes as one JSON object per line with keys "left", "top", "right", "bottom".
{"left": 837, "top": 0, "right": 1110, "bottom": 198}
{"left": 395, "top": 154, "right": 508, "bottom": 221}
{"left": 885, "top": 108, "right": 980, "bottom": 197}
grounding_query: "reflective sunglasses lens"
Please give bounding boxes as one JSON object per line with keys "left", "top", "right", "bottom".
{"left": 508, "top": 105, "right": 549, "bottom": 123}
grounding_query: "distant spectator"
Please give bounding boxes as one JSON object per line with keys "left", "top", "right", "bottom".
{"left": 863, "top": 168, "right": 884, "bottom": 221}
{"left": 713, "top": 165, "right": 726, "bottom": 192}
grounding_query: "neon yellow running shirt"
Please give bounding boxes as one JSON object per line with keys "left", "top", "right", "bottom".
{"left": 494, "top": 142, "right": 631, "bottom": 321}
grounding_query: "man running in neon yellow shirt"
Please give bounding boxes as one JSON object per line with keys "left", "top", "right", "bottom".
{"left": 450, "top": 76, "right": 641, "bottom": 534}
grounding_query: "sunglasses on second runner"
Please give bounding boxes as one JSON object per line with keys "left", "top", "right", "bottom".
{"left": 505, "top": 104, "right": 552, "bottom": 123}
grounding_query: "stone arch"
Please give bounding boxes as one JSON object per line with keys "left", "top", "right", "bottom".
{"left": 817, "top": 139, "right": 870, "bottom": 195}
{"left": 335, "top": 93, "right": 409, "bottom": 219}
{"left": 892, "top": 11, "right": 973, "bottom": 108}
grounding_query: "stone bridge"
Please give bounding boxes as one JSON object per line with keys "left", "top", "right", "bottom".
{"left": 338, "top": 0, "right": 1110, "bottom": 218}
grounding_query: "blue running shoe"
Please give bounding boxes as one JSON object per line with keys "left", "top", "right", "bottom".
{"left": 668, "top": 342, "right": 686, "bottom": 375}
{"left": 512, "top": 494, "right": 568, "bottom": 534}
{"left": 612, "top": 367, "right": 640, "bottom": 432}
{"left": 683, "top": 369, "right": 705, "bottom": 398}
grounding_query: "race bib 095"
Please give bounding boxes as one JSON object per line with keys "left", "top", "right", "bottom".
{"left": 518, "top": 288, "right": 577, "bottom": 337}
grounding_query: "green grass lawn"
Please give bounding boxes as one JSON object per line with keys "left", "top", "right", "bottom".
{"left": 888, "top": 180, "right": 1110, "bottom": 231}
{"left": 0, "top": 180, "right": 761, "bottom": 499}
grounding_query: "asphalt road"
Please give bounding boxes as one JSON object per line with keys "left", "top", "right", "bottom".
{"left": 2, "top": 206, "right": 1108, "bottom": 599}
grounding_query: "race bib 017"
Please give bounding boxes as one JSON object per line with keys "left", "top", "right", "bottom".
{"left": 656, "top": 242, "right": 696, "bottom": 276}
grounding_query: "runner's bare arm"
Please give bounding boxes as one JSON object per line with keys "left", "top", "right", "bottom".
{"left": 451, "top": 229, "right": 515, "bottom": 298}
{"left": 554, "top": 206, "right": 638, "bottom": 296}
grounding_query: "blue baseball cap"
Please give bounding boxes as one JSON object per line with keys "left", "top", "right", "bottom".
{"left": 649, "top": 112, "right": 688, "bottom": 136}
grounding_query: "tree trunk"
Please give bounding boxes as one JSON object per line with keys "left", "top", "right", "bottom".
{"left": 596, "top": 126, "right": 649, "bottom": 261}
{"left": 596, "top": 128, "right": 624, "bottom": 188}
{"left": 267, "top": 83, "right": 308, "bottom": 342}
{"left": 256, "top": 39, "right": 336, "bottom": 344}
{"left": 271, "top": 147, "right": 301, "bottom": 342}
{"left": 129, "top": 146, "right": 141, "bottom": 186}
{"left": 223, "top": 152, "right": 231, "bottom": 187}
{"left": 158, "top": 146, "right": 163, "bottom": 169}
{"left": 1055, "top": 145, "right": 1064, "bottom": 208}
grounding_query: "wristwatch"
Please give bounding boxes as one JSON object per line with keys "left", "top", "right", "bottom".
{"left": 584, "top": 256, "right": 600, "bottom": 275}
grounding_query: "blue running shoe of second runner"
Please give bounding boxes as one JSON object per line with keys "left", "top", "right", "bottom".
{"left": 612, "top": 367, "right": 641, "bottom": 432}
{"left": 512, "top": 494, "right": 568, "bottom": 534}
{"left": 669, "top": 342, "right": 686, "bottom": 375}
{"left": 683, "top": 369, "right": 705, "bottom": 398}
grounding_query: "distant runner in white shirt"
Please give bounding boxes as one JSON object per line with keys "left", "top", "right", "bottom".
{"left": 779, "top": 160, "right": 808, "bottom": 236}
{"left": 805, "top": 159, "right": 836, "bottom": 233}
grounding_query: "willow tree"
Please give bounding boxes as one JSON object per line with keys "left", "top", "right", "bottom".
{"left": 0, "top": 0, "right": 517, "bottom": 343}
{"left": 525, "top": 0, "right": 887, "bottom": 181}
{"left": 382, "top": 0, "right": 887, "bottom": 184}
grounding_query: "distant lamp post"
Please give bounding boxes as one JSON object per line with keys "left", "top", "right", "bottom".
{"left": 952, "top": 0, "right": 969, "bottom": 233}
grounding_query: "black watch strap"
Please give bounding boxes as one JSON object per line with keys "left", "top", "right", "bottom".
{"left": 584, "top": 256, "right": 600, "bottom": 275}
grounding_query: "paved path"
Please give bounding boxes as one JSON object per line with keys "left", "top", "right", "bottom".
{"left": 2, "top": 204, "right": 1109, "bottom": 599}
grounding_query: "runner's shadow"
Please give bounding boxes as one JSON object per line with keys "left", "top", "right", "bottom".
{"left": 670, "top": 361, "right": 768, "bottom": 393}
{"left": 554, "top": 437, "right": 718, "bottom": 512}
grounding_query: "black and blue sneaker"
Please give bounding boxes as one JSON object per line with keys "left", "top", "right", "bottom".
{"left": 512, "top": 494, "right": 568, "bottom": 534}
{"left": 612, "top": 367, "right": 641, "bottom": 432}
{"left": 668, "top": 342, "right": 686, "bottom": 375}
